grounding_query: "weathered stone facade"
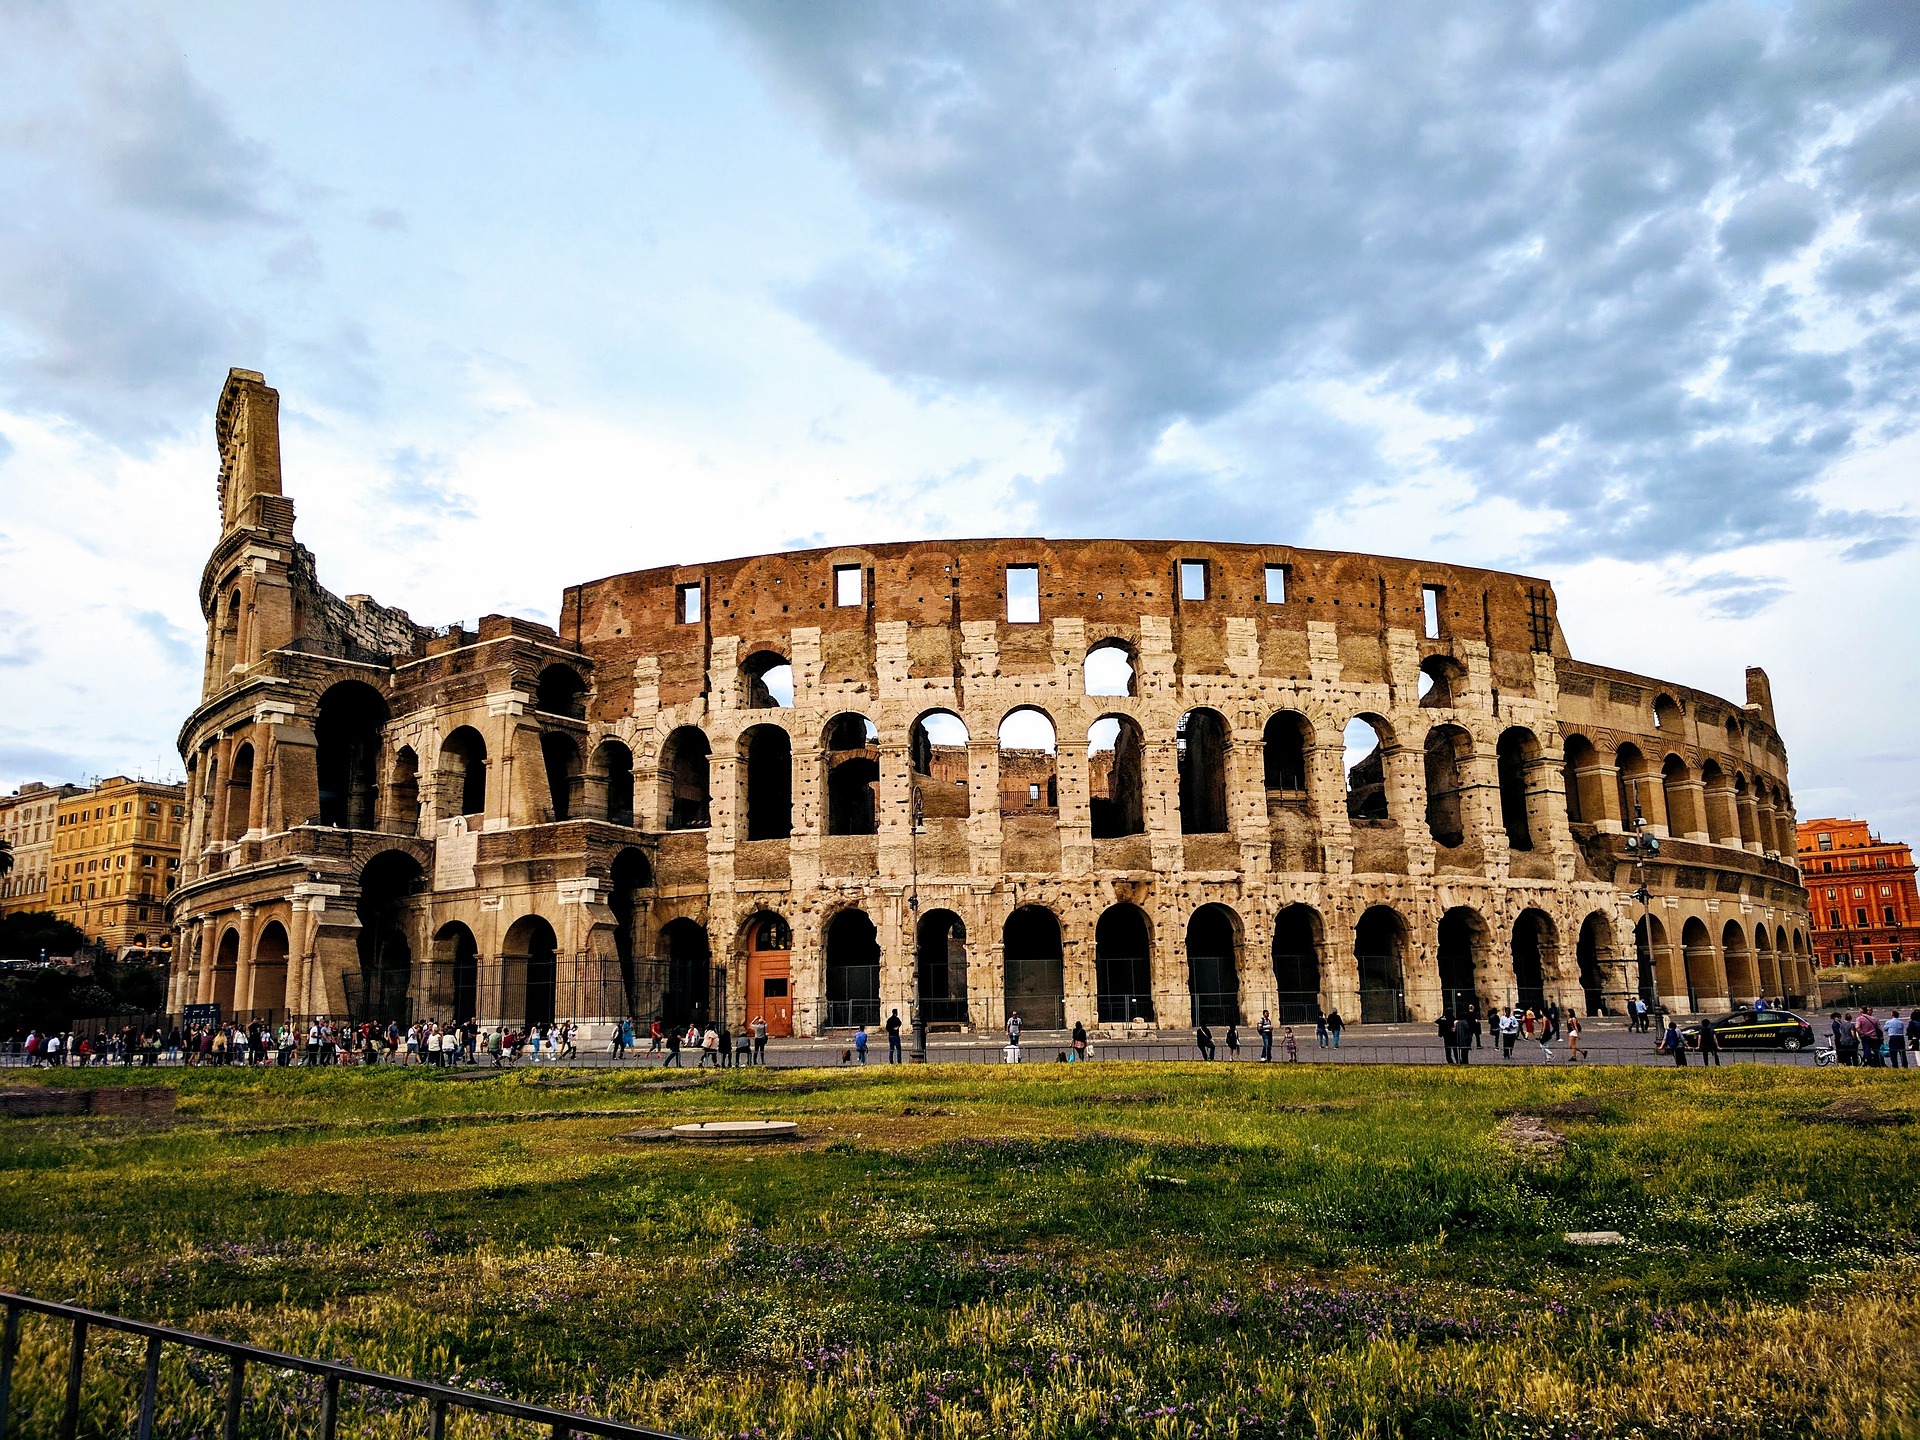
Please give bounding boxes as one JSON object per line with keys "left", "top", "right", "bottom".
{"left": 168, "top": 370, "right": 1815, "bottom": 1034}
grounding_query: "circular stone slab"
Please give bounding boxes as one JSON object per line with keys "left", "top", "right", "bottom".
{"left": 669, "top": 1120, "right": 799, "bottom": 1144}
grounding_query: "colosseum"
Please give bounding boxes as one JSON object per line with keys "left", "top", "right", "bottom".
{"left": 166, "top": 370, "right": 1816, "bottom": 1038}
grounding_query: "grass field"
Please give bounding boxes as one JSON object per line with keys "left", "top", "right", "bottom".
{"left": 0, "top": 1062, "right": 1915, "bottom": 1439}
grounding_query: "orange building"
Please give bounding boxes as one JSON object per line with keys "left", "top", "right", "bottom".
{"left": 1797, "top": 818, "right": 1920, "bottom": 968}
{"left": 50, "top": 777, "right": 188, "bottom": 954}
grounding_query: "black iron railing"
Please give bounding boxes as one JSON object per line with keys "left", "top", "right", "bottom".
{"left": 0, "top": 1290, "right": 685, "bottom": 1440}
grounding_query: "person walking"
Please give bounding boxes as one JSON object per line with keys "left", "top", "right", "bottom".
{"left": 885, "top": 1008, "right": 903, "bottom": 1064}
{"left": 1194, "top": 1023, "right": 1216, "bottom": 1061}
{"left": 1499, "top": 1008, "right": 1519, "bottom": 1060}
{"left": 1545, "top": 1002, "right": 1560, "bottom": 1042}
{"left": 1698, "top": 1015, "right": 1722, "bottom": 1067}
{"left": 1566, "top": 1015, "right": 1582, "bottom": 1062}
{"left": 1314, "top": 1010, "right": 1329, "bottom": 1049}
{"left": 1660, "top": 1017, "right": 1688, "bottom": 1066}
{"left": 647, "top": 1018, "right": 663, "bottom": 1055}
{"left": 1257, "top": 1010, "right": 1273, "bottom": 1062}
{"left": 853, "top": 1024, "right": 869, "bottom": 1064}
{"left": 662, "top": 1025, "right": 682, "bottom": 1068}
{"left": 1325, "top": 1009, "right": 1344, "bottom": 1049}
{"left": 1225, "top": 1023, "right": 1241, "bottom": 1060}
{"left": 1071, "top": 1020, "right": 1089, "bottom": 1061}
{"left": 751, "top": 1013, "right": 768, "bottom": 1066}
{"left": 1282, "top": 1026, "right": 1299, "bottom": 1062}
{"left": 699, "top": 1025, "right": 721, "bottom": 1069}
{"left": 1886, "top": 1010, "right": 1909, "bottom": 1070}
{"left": 1436, "top": 1013, "right": 1456, "bottom": 1065}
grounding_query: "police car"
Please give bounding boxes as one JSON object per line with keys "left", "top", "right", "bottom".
{"left": 1681, "top": 1009, "right": 1815, "bottom": 1052}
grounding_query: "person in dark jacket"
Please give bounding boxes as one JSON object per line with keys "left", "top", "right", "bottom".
{"left": 1660, "top": 1018, "right": 1688, "bottom": 1066}
{"left": 1195, "top": 1023, "right": 1216, "bottom": 1061}
{"left": 1697, "top": 1016, "right": 1721, "bottom": 1066}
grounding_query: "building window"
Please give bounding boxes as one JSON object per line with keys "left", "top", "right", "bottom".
{"left": 833, "top": 564, "right": 863, "bottom": 608}
{"left": 1422, "top": 584, "right": 1445, "bottom": 639}
{"left": 677, "top": 583, "right": 702, "bottom": 624}
{"left": 1876, "top": 855, "right": 1888, "bottom": 868}
{"left": 1264, "top": 564, "right": 1289, "bottom": 604}
{"left": 1829, "top": 910, "right": 1842, "bottom": 927}
{"left": 1180, "top": 559, "right": 1209, "bottom": 601}
{"left": 147, "top": 802, "right": 159, "bottom": 815}
{"left": 1887, "top": 907, "right": 1899, "bottom": 925}
{"left": 1817, "top": 832, "right": 1832, "bottom": 849}
{"left": 1856, "top": 908, "right": 1870, "bottom": 926}
{"left": 1006, "top": 565, "right": 1040, "bottom": 624}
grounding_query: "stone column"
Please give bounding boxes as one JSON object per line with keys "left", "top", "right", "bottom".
{"left": 233, "top": 904, "right": 257, "bottom": 1014}
{"left": 194, "top": 913, "right": 220, "bottom": 1005}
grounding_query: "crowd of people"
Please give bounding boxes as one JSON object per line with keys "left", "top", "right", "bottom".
{"left": 4, "top": 1018, "right": 600, "bottom": 1068}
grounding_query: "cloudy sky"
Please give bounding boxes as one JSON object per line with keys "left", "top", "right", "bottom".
{"left": 1, "top": 0, "right": 1916, "bottom": 837}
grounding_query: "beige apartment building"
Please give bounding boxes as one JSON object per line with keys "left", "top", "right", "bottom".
{"left": 0, "top": 782, "right": 84, "bottom": 918}
{"left": 49, "top": 777, "right": 187, "bottom": 954}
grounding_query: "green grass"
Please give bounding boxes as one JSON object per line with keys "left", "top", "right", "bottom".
{"left": 1, "top": 1062, "right": 1916, "bottom": 1439}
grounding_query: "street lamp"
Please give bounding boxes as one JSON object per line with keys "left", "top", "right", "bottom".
{"left": 908, "top": 785, "right": 928, "bottom": 1062}
{"left": 1623, "top": 799, "right": 1660, "bottom": 1016}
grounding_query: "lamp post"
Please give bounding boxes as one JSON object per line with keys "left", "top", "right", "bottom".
{"left": 908, "top": 785, "right": 928, "bottom": 1062}
{"left": 1623, "top": 799, "right": 1660, "bottom": 1016}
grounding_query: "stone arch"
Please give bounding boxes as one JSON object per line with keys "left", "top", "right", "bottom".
{"left": 502, "top": 914, "right": 559, "bottom": 1029}
{"left": 1680, "top": 915, "right": 1722, "bottom": 1009}
{"left": 1576, "top": 911, "right": 1614, "bottom": 1016}
{"left": 1177, "top": 708, "right": 1231, "bottom": 834}
{"left": 212, "top": 927, "right": 240, "bottom": 1012}
{"left": 1344, "top": 715, "right": 1393, "bottom": 821}
{"left": 1423, "top": 723, "right": 1474, "bottom": 848}
{"left": 388, "top": 745, "right": 422, "bottom": 833}
{"left": 540, "top": 731, "right": 581, "bottom": 822}
{"left": 1084, "top": 637, "right": 1137, "bottom": 697}
{"left": 224, "top": 742, "right": 255, "bottom": 843}
{"left": 1271, "top": 904, "right": 1323, "bottom": 1021}
{"left": 609, "top": 847, "right": 653, "bottom": 1016}
{"left": 1095, "top": 903, "right": 1153, "bottom": 1023}
{"left": 909, "top": 709, "right": 970, "bottom": 820}
{"left": 1496, "top": 727, "right": 1542, "bottom": 852}
{"left": 741, "top": 907, "right": 793, "bottom": 1037}
{"left": 1088, "top": 715, "right": 1146, "bottom": 838}
{"left": 589, "top": 738, "right": 635, "bottom": 826}
{"left": 1003, "top": 904, "right": 1065, "bottom": 1030}
{"left": 1510, "top": 909, "right": 1555, "bottom": 1014}
{"left": 656, "top": 916, "right": 712, "bottom": 1031}
{"left": 738, "top": 723, "right": 793, "bottom": 840}
{"left": 1753, "top": 924, "right": 1780, "bottom": 1000}
{"left": 1652, "top": 692, "right": 1683, "bottom": 733}
{"left": 1418, "top": 654, "right": 1466, "bottom": 708}
{"left": 356, "top": 849, "right": 426, "bottom": 1026}
{"left": 1263, "top": 711, "right": 1312, "bottom": 794}
{"left": 250, "top": 920, "right": 290, "bottom": 1016}
{"left": 1437, "top": 906, "right": 1488, "bottom": 1016}
{"left": 1615, "top": 742, "right": 1660, "bottom": 832}
{"left": 1633, "top": 914, "right": 1666, "bottom": 1006}
{"left": 1661, "top": 754, "right": 1703, "bottom": 840}
{"left": 1355, "top": 906, "right": 1407, "bottom": 1022}
{"left": 741, "top": 649, "right": 794, "bottom": 709}
{"left": 998, "top": 707, "right": 1058, "bottom": 815}
{"left": 660, "top": 726, "right": 711, "bottom": 830}
{"left": 534, "top": 664, "right": 588, "bottom": 720}
{"left": 1186, "top": 903, "right": 1241, "bottom": 1025}
{"left": 439, "top": 726, "right": 488, "bottom": 819}
{"left": 824, "top": 713, "right": 880, "bottom": 835}
{"left": 1721, "top": 919, "right": 1758, "bottom": 1003}
{"left": 431, "top": 921, "right": 480, "bottom": 1025}
{"left": 824, "top": 907, "right": 881, "bottom": 1027}
{"left": 1698, "top": 759, "right": 1735, "bottom": 845}
{"left": 916, "top": 908, "right": 969, "bottom": 1023}
{"left": 316, "top": 680, "right": 388, "bottom": 829}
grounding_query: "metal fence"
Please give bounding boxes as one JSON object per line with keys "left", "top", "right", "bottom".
{"left": 0, "top": 1290, "right": 683, "bottom": 1440}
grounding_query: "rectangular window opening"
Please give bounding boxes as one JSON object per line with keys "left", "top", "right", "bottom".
{"left": 1264, "top": 564, "right": 1288, "bottom": 604}
{"left": 833, "top": 564, "right": 863, "bottom": 608}
{"left": 677, "top": 583, "right": 702, "bottom": 625}
{"left": 1422, "top": 584, "right": 1445, "bottom": 640}
{"left": 1180, "top": 559, "right": 1209, "bottom": 601}
{"left": 1006, "top": 565, "right": 1040, "bottom": 624}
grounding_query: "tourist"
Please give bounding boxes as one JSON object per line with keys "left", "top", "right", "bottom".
{"left": 1071, "top": 1020, "right": 1089, "bottom": 1061}
{"left": 1282, "top": 1026, "right": 1298, "bottom": 1062}
{"left": 1006, "top": 1011, "right": 1023, "bottom": 1047}
{"left": 661, "top": 1026, "right": 682, "bottom": 1068}
{"left": 717, "top": 1019, "right": 733, "bottom": 1068}
{"left": 885, "top": 1008, "right": 903, "bottom": 1064}
{"left": 697, "top": 1025, "right": 720, "bottom": 1068}
{"left": 751, "top": 1013, "right": 768, "bottom": 1066}
{"left": 853, "top": 1024, "right": 869, "bottom": 1064}
{"left": 1314, "top": 1010, "right": 1328, "bottom": 1048}
{"left": 1886, "top": 1010, "right": 1909, "bottom": 1070}
{"left": 1566, "top": 1015, "right": 1582, "bottom": 1062}
{"left": 1660, "top": 1017, "right": 1687, "bottom": 1065}
{"left": 1522, "top": 1009, "right": 1536, "bottom": 1040}
{"left": 1498, "top": 1008, "right": 1518, "bottom": 1059}
{"left": 1195, "top": 1022, "right": 1216, "bottom": 1061}
{"left": 1326, "top": 1009, "right": 1344, "bottom": 1049}
{"left": 559, "top": 1022, "right": 578, "bottom": 1062}
{"left": 1225, "top": 1023, "right": 1241, "bottom": 1060}
{"left": 1697, "top": 1016, "right": 1721, "bottom": 1066}
{"left": 648, "top": 1018, "right": 663, "bottom": 1055}
{"left": 1257, "top": 1010, "right": 1273, "bottom": 1062}
{"left": 611, "top": 1019, "right": 629, "bottom": 1060}
{"left": 1856, "top": 1008, "right": 1884, "bottom": 1068}
{"left": 1545, "top": 1001, "right": 1560, "bottom": 1042}
{"left": 1467, "top": 1001, "right": 1483, "bottom": 1049}
{"left": 1436, "top": 1012, "right": 1455, "bottom": 1064}
{"left": 733, "top": 1026, "right": 752, "bottom": 1066}
{"left": 1832, "top": 1012, "right": 1857, "bottom": 1066}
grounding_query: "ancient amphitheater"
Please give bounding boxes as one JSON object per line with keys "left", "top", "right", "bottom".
{"left": 167, "top": 370, "right": 1815, "bottom": 1037}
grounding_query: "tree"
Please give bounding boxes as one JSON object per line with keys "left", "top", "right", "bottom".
{"left": 0, "top": 837, "right": 12, "bottom": 883}
{"left": 0, "top": 911, "right": 87, "bottom": 961}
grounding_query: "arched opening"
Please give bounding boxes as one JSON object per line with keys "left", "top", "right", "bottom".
{"left": 251, "top": 921, "right": 289, "bottom": 1016}
{"left": 1653, "top": 693, "right": 1682, "bottom": 733}
{"left": 739, "top": 725, "right": 793, "bottom": 840}
{"left": 1510, "top": 910, "right": 1554, "bottom": 1014}
{"left": 1186, "top": 904, "right": 1241, "bottom": 1025}
{"left": 355, "top": 850, "right": 425, "bottom": 1026}
{"left": 1355, "top": 907, "right": 1407, "bottom": 1023}
{"left": 212, "top": 928, "right": 240, "bottom": 1012}
{"left": 1095, "top": 904, "right": 1153, "bottom": 1023}
{"left": 824, "top": 908, "right": 881, "bottom": 1028}
{"left": 1263, "top": 711, "right": 1311, "bottom": 795}
{"left": 1088, "top": 716, "right": 1146, "bottom": 838}
{"left": 1084, "top": 639, "right": 1136, "bottom": 697}
{"left": 1344, "top": 717, "right": 1391, "bottom": 821}
{"left": 1576, "top": 912, "right": 1613, "bottom": 1016}
{"left": 316, "top": 681, "right": 388, "bottom": 829}
{"left": 916, "top": 909, "right": 969, "bottom": 1024}
{"left": 1699, "top": 760, "right": 1735, "bottom": 845}
{"left": 1496, "top": 728, "right": 1539, "bottom": 851}
{"left": 1418, "top": 654, "right": 1464, "bottom": 708}
{"left": 217, "top": 588, "right": 242, "bottom": 676}
{"left": 439, "top": 727, "right": 488, "bottom": 819}
{"left": 502, "top": 914, "right": 559, "bottom": 1029}
{"left": 1561, "top": 734, "right": 1597, "bottom": 825}
{"left": 1615, "top": 743, "right": 1658, "bottom": 832}
{"left": 1271, "top": 905, "right": 1323, "bottom": 1021}
{"left": 610, "top": 847, "right": 652, "bottom": 1019}
{"left": 1632, "top": 915, "right": 1665, "bottom": 1007}
{"left": 1681, "top": 916, "right": 1721, "bottom": 1010}
{"left": 388, "top": 746, "right": 421, "bottom": 834}
{"left": 657, "top": 917, "right": 712, "bottom": 1031}
{"left": 1437, "top": 907, "right": 1485, "bottom": 1016}
{"left": 432, "top": 922, "right": 480, "bottom": 1024}
{"left": 997, "top": 708, "right": 1058, "bottom": 816}
{"left": 590, "top": 739, "right": 635, "bottom": 826}
{"left": 224, "top": 743, "right": 255, "bottom": 842}
{"left": 540, "top": 731, "right": 581, "bottom": 822}
{"left": 744, "top": 910, "right": 793, "bottom": 1037}
{"left": 661, "top": 727, "right": 711, "bottom": 830}
{"left": 1721, "top": 920, "right": 1758, "bottom": 1003}
{"left": 1003, "top": 905, "right": 1065, "bottom": 1030}
{"left": 1177, "top": 708, "right": 1230, "bottom": 834}
{"left": 1423, "top": 724, "right": 1473, "bottom": 847}
{"left": 824, "top": 713, "right": 880, "bottom": 835}
{"left": 741, "top": 650, "right": 794, "bottom": 709}
{"left": 909, "top": 710, "right": 971, "bottom": 820}
{"left": 1661, "top": 755, "right": 1701, "bottom": 839}
{"left": 1753, "top": 925, "right": 1780, "bottom": 1001}
{"left": 534, "top": 665, "right": 588, "bottom": 719}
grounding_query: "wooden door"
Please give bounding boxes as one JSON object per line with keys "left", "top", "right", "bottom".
{"left": 745, "top": 915, "right": 794, "bottom": 1037}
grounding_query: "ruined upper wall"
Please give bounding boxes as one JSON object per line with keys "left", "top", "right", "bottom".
{"left": 563, "top": 538, "right": 1569, "bottom": 710}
